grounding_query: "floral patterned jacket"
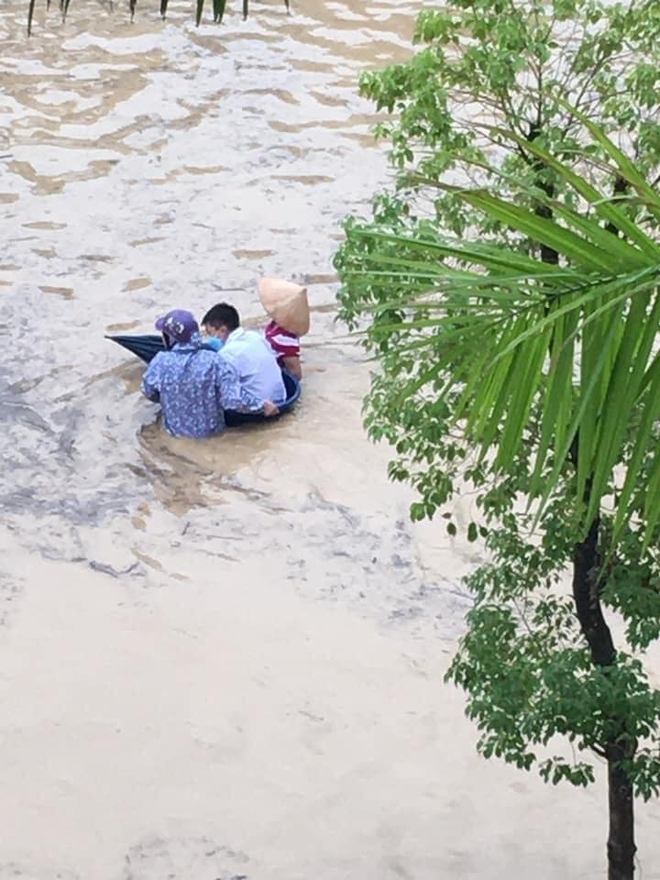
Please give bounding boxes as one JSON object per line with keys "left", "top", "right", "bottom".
{"left": 141, "top": 338, "right": 263, "bottom": 438}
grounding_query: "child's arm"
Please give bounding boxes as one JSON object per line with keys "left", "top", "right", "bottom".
{"left": 266, "top": 323, "right": 302, "bottom": 380}
{"left": 281, "top": 355, "right": 302, "bottom": 380}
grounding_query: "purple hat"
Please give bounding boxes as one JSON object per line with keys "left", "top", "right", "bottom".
{"left": 155, "top": 309, "right": 199, "bottom": 344}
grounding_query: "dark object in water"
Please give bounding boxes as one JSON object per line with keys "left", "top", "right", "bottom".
{"left": 106, "top": 333, "right": 301, "bottom": 425}
{"left": 107, "top": 333, "right": 165, "bottom": 364}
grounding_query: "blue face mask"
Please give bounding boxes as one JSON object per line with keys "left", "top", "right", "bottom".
{"left": 205, "top": 336, "right": 224, "bottom": 352}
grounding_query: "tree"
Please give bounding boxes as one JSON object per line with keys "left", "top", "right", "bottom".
{"left": 337, "top": 115, "right": 660, "bottom": 880}
{"left": 354, "top": 0, "right": 660, "bottom": 247}
{"left": 333, "top": 3, "right": 660, "bottom": 878}
{"left": 26, "top": 0, "right": 290, "bottom": 36}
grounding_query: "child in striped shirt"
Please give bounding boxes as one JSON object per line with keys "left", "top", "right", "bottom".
{"left": 258, "top": 278, "right": 310, "bottom": 381}
{"left": 264, "top": 320, "right": 303, "bottom": 380}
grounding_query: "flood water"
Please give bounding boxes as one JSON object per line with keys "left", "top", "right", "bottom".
{"left": 1, "top": 2, "right": 660, "bottom": 878}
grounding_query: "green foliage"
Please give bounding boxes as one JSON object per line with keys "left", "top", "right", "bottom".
{"left": 335, "top": 121, "right": 660, "bottom": 795}
{"left": 27, "top": 0, "right": 290, "bottom": 36}
{"left": 357, "top": 0, "right": 660, "bottom": 239}
{"left": 333, "top": 0, "right": 660, "bottom": 809}
{"left": 444, "top": 443, "right": 660, "bottom": 798}
{"left": 336, "top": 131, "right": 660, "bottom": 545}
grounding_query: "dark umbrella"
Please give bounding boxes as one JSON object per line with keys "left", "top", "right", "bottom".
{"left": 105, "top": 334, "right": 165, "bottom": 364}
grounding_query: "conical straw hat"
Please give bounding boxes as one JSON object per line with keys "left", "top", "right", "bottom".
{"left": 257, "top": 277, "right": 310, "bottom": 337}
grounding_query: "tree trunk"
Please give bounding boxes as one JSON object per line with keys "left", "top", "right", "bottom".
{"left": 535, "top": 199, "right": 560, "bottom": 265}
{"left": 572, "top": 515, "right": 615, "bottom": 666}
{"left": 605, "top": 176, "right": 629, "bottom": 237}
{"left": 527, "top": 121, "right": 560, "bottom": 267}
{"left": 572, "top": 514, "right": 636, "bottom": 880}
{"left": 607, "top": 743, "right": 636, "bottom": 880}
{"left": 583, "top": 177, "right": 636, "bottom": 880}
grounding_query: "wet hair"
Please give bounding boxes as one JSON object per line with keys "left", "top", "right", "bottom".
{"left": 202, "top": 303, "right": 240, "bottom": 331}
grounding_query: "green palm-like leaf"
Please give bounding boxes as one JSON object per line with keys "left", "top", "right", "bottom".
{"left": 343, "top": 117, "right": 660, "bottom": 546}
{"left": 213, "top": 0, "right": 227, "bottom": 23}
{"left": 489, "top": 127, "right": 660, "bottom": 258}
{"left": 27, "top": 0, "right": 36, "bottom": 34}
{"left": 27, "top": 0, "right": 290, "bottom": 31}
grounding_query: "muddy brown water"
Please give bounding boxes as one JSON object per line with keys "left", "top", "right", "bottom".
{"left": 1, "top": 2, "right": 660, "bottom": 879}
{"left": 0, "top": 0, "right": 470, "bottom": 624}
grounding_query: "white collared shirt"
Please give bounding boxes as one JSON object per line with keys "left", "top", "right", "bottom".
{"left": 221, "top": 327, "right": 286, "bottom": 403}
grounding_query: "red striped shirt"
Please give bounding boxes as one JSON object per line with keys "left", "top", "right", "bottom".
{"left": 264, "top": 320, "right": 301, "bottom": 365}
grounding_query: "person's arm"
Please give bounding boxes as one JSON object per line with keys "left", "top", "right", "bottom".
{"left": 281, "top": 355, "right": 302, "bottom": 380}
{"left": 141, "top": 355, "right": 162, "bottom": 402}
{"left": 266, "top": 328, "right": 302, "bottom": 379}
{"left": 216, "top": 358, "right": 269, "bottom": 413}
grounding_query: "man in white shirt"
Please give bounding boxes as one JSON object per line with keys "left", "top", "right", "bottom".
{"left": 201, "top": 302, "right": 287, "bottom": 404}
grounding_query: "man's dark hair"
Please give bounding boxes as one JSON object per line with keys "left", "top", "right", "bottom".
{"left": 202, "top": 303, "right": 240, "bottom": 331}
